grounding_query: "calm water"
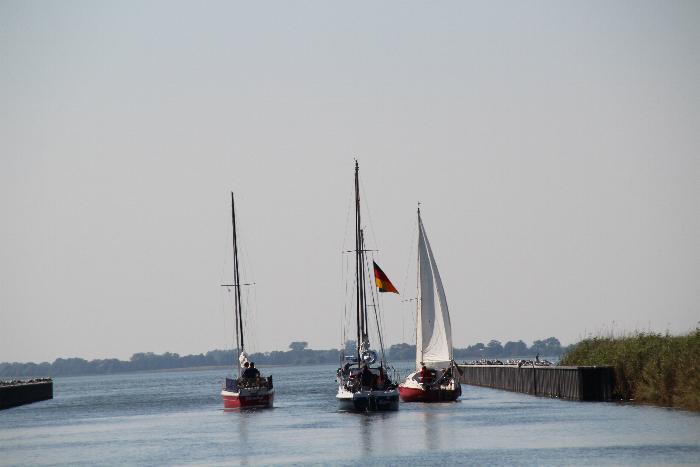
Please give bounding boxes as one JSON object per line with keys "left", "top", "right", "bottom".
{"left": 1, "top": 363, "right": 699, "bottom": 466}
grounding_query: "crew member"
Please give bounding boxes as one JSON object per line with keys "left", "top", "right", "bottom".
{"left": 361, "top": 365, "right": 373, "bottom": 389}
{"left": 420, "top": 364, "right": 432, "bottom": 384}
{"left": 243, "top": 362, "right": 259, "bottom": 379}
{"left": 377, "top": 366, "right": 385, "bottom": 389}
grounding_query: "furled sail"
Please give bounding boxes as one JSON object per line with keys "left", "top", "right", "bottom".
{"left": 416, "top": 211, "right": 453, "bottom": 369}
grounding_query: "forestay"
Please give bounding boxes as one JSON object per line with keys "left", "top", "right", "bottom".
{"left": 416, "top": 211, "right": 453, "bottom": 369}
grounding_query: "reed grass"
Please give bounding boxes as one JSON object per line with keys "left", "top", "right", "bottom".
{"left": 560, "top": 330, "right": 700, "bottom": 411}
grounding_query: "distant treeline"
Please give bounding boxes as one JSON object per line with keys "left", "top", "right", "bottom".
{"left": 0, "top": 337, "right": 568, "bottom": 378}
{"left": 560, "top": 330, "right": 700, "bottom": 411}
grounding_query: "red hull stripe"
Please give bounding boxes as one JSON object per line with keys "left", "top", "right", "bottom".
{"left": 222, "top": 393, "right": 274, "bottom": 409}
{"left": 398, "top": 386, "right": 461, "bottom": 403}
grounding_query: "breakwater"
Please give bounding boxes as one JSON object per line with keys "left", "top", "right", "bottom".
{"left": 0, "top": 379, "right": 53, "bottom": 410}
{"left": 457, "top": 365, "right": 613, "bottom": 401}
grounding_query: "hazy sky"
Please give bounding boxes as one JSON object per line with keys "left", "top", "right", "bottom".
{"left": 2, "top": 0, "right": 698, "bottom": 363}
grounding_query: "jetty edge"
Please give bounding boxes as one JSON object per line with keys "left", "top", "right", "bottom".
{"left": 457, "top": 364, "right": 614, "bottom": 401}
{"left": 0, "top": 379, "right": 53, "bottom": 410}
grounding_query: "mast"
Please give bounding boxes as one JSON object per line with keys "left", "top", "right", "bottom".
{"left": 353, "top": 161, "right": 388, "bottom": 368}
{"left": 415, "top": 204, "right": 422, "bottom": 369}
{"left": 231, "top": 192, "right": 244, "bottom": 377}
{"left": 354, "top": 161, "right": 363, "bottom": 365}
{"left": 353, "top": 161, "right": 374, "bottom": 365}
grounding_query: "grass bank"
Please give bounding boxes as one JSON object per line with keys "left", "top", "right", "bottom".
{"left": 560, "top": 330, "right": 700, "bottom": 411}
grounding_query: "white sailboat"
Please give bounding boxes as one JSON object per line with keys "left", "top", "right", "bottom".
{"left": 398, "top": 206, "right": 461, "bottom": 402}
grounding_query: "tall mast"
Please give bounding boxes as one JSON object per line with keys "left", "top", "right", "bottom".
{"left": 416, "top": 203, "right": 422, "bottom": 368}
{"left": 354, "top": 161, "right": 362, "bottom": 365}
{"left": 231, "top": 192, "right": 244, "bottom": 376}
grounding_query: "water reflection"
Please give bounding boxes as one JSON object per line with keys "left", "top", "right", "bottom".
{"left": 360, "top": 414, "right": 373, "bottom": 455}
{"left": 238, "top": 411, "right": 250, "bottom": 466}
{"left": 223, "top": 407, "right": 265, "bottom": 466}
{"left": 422, "top": 410, "right": 441, "bottom": 451}
{"left": 352, "top": 411, "right": 400, "bottom": 458}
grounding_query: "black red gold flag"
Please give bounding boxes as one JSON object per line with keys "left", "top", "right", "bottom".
{"left": 373, "top": 261, "right": 399, "bottom": 294}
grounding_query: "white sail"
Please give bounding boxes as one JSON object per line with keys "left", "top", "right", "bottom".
{"left": 416, "top": 211, "right": 453, "bottom": 370}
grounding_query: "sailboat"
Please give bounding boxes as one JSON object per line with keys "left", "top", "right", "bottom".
{"left": 398, "top": 206, "right": 462, "bottom": 402}
{"left": 220, "top": 193, "right": 274, "bottom": 409}
{"left": 336, "top": 161, "right": 400, "bottom": 412}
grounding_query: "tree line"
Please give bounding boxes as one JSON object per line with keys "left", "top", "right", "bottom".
{"left": 384, "top": 337, "right": 567, "bottom": 361}
{"left": 0, "top": 337, "right": 568, "bottom": 378}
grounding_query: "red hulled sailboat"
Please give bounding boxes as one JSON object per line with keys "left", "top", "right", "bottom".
{"left": 398, "top": 206, "right": 461, "bottom": 403}
{"left": 220, "top": 193, "right": 274, "bottom": 409}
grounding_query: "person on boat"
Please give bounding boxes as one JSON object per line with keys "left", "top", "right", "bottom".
{"left": 420, "top": 363, "right": 432, "bottom": 384}
{"left": 337, "top": 362, "right": 352, "bottom": 379}
{"left": 436, "top": 367, "right": 453, "bottom": 386}
{"left": 444, "top": 367, "right": 453, "bottom": 382}
{"left": 243, "top": 362, "right": 260, "bottom": 380}
{"left": 377, "top": 366, "right": 385, "bottom": 389}
{"left": 360, "top": 365, "right": 374, "bottom": 389}
{"left": 239, "top": 362, "right": 251, "bottom": 385}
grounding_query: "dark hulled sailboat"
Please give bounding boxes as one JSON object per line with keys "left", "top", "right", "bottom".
{"left": 335, "top": 162, "right": 399, "bottom": 412}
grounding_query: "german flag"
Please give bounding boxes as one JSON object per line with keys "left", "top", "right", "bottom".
{"left": 373, "top": 261, "right": 399, "bottom": 294}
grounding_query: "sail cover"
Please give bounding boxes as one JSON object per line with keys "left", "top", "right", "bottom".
{"left": 416, "top": 212, "right": 453, "bottom": 370}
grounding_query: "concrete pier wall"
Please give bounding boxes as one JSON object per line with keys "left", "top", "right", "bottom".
{"left": 0, "top": 380, "right": 53, "bottom": 410}
{"left": 457, "top": 365, "right": 614, "bottom": 401}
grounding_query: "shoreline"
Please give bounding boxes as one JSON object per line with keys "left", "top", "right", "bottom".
{"left": 5, "top": 356, "right": 566, "bottom": 380}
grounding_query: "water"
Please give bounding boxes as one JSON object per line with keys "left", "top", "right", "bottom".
{"left": 1, "top": 363, "right": 699, "bottom": 466}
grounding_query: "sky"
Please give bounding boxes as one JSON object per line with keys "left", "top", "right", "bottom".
{"left": 1, "top": 0, "right": 698, "bottom": 363}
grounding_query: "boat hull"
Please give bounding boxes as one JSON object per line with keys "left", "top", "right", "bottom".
{"left": 337, "top": 389, "right": 400, "bottom": 412}
{"left": 398, "top": 384, "right": 461, "bottom": 403}
{"left": 221, "top": 389, "right": 274, "bottom": 409}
